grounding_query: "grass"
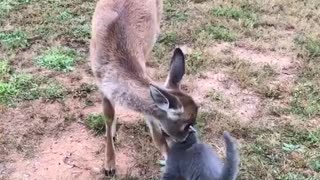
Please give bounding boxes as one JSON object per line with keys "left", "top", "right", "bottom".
{"left": 0, "top": 73, "right": 67, "bottom": 105}
{"left": 0, "top": 60, "right": 10, "bottom": 80}
{"left": 0, "top": 30, "right": 28, "bottom": 49}
{"left": 240, "top": 125, "right": 320, "bottom": 179}
{"left": 290, "top": 82, "right": 320, "bottom": 118}
{"left": 211, "top": 6, "right": 258, "bottom": 28}
{"left": 73, "top": 83, "right": 98, "bottom": 99}
{"left": 186, "top": 51, "right": 205, "bottom": 74}
{"left": 229, "top": 61, "right": 278, "bottom": 96}
{"left": 35, "top": 46, "right": 77, "bottom": 72}
{"left": 198, "top": 25, "right": 236, "bottom": 42}
{"left": 0, "top": 0, "right": 30, "bottom": 18}
{"left": 295, "top": 35, "right": 320, "bottom": 58}
{"left": 85, "top": 114, "right": 105, "bottom": 135}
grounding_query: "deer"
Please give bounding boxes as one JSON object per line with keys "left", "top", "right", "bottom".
{"left": 90, "top": 0, "right": 198, "bottom": 176}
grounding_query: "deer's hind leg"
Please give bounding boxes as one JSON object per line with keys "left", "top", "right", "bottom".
{"left": 102, "top": 96, "right": 117, "bottom": 176}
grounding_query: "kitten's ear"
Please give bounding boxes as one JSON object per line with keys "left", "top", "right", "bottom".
{"left": 165, "top": 48, "right": 185, "bottom": 90}
{"left": 150, "top": 84, "right": 180, "bottom": 111}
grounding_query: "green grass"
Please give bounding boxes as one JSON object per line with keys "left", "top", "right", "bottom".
{"left": 0, "top": 30, "right": 28, "bottom": 49}
{"left": 309, "top": 157, "right": 320, "bottom": 172}
{"left": 158, "top": 32, "right": 178, "bottom": 47}
{"left": 295, "top": 35, "right": 320, "bottom": 58}
{"left": 186, "top": 51, "right": 205, "bottom": 74}
{"left": 41, "top": 83, "right": 68, "bottom": 101}
{"left": 0, "top": 60, "right": 10, "bottom": 80}
{"left": 85, "top": 114, "right": 105, "bottom": 135}
{"left": 211, "top": 7, "right": 258, "bottom": 28}
{"left": 35, "top": 46, "right": 77, "bottom": 72}
{"left": 230, "top": 61, "right": 277, "bottom": 96}
{"left": 198, "top": 25, "right": 236, "bottom": 42}
{"left": 73, "top": 83, "right": 98, "bottom": 99}
{"left": 0, "top": 0, "right": 30, "bottom": 18}
{"left": 240, "top": 126, "right": 320, "bottom": 179}
{"left": 0, "top": 73, "right": 67, "bottom": 105}
{"left": 290, "top": 82, "right": 320, "bottom": 118}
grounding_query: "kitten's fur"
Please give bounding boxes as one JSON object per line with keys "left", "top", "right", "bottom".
{"left": 162, "top": 131, "right": 240, "bottom": 180}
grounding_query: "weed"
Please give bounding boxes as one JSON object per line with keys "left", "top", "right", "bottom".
{"left": 0, "top": 30, "right": 28, "bottom": 49}
{"left": 0, "top": 82, "right": 17, "bottom": 104}
{"left": 309, "top": 157, "right": 320, "bottom": 172}
{"left": 85, "top": 114, "right": 105, "bottom": 135}
{"left": 35, "top": 46, "right": 77, "bottom": 72}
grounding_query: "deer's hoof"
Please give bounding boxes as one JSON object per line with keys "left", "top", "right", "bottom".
{"left": 104, "top": 168, "right": 116, "bottom": 177}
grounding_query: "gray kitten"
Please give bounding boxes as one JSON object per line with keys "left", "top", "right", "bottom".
{"left": 161, "top": 130, "right": 240, "bottom": 180}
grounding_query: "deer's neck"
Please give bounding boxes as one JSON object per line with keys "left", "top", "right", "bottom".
{"left": 101, "top": 79, "right": 162, "bottom": 117}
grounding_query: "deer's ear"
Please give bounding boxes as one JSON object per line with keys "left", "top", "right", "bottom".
{"left": 165, "top": 48, "right": 185, "bottom": 89}
{"left": 150, "top": 84, "right": 180, "bottom": 111}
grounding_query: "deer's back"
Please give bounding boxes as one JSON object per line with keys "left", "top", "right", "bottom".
{"left": 90, "top": 0, "right": 159, "bottom": 82}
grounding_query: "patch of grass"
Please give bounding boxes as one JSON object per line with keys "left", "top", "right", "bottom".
{"left": 186, "top": 51, "right": 205, "bottom": 74}
{"left": 0, "top": 60, "right": 10, "bottom": 80}
{"left": 206, "top": 90, "right": 231, "bottom": 109}
{"left": 35, "top": 46, "right": 77, "bottom": 72}
{"left": 278, "top": 172, "right": 307, "bottom": 180}
{"left": 240, "top": 125, "right": 320, "bottom": 179}
{"left": 290, "top": 82, "right": 320, "bottom": 118}
{"left": 158, "top": 32, "right": 178, "bottom": 47}
{"left": 230, "top": 62, "right": 277, "bottom": 95}
{"left": 198, "top": 25, "right": 236, "bottom": 42}
{"left": 57, "top": 11, "right": 74, "bottom": 21}
{"left": 0, "top": 0, "right": 30, "bottom": 18}
{"left": 165, "top": 6, "right": 189, "bottom": 22}
{"left": 42, "top": 83, "right": 68, "bottom": 101}
{"left": 85, "top": 114, "right": 105, "bottom": 135}
{"left": 72, "top": 23, "right": 91, "bottom": 39}
{"left": 73, "top": 83, "right": 98, "bottom": 99}
{"left": 0, "top": 30, "right": 28, "bottom": 49}
{"left": 211, "top": 7, "right": 258, "bottom": 28}
{"left": 0, "top": 73, "right": 67, "bottom": 105}
{"left": 295, "top": 35, "right": 320, "bottom": 58}
{"left": 309, "top": 157, "right": 320, "bottom": 172}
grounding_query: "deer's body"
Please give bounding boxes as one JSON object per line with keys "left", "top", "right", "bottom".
{"left": 90, "top": 0, "right": 198, "bottom": 175}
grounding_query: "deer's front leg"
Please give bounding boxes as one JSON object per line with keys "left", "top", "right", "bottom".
{"left": 103, "top": 96, "right": 116, "bottom": 176}
{"left": 145, "top": 115, "right": 169, "bottom": 161}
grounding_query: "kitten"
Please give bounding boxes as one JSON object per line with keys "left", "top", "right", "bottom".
{"left": 162, "top": 130, "right": 240, "bottom": 180}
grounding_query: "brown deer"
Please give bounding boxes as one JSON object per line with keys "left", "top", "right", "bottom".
{"left": 90, "top": 0, "right": 198, "bottom": 176}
